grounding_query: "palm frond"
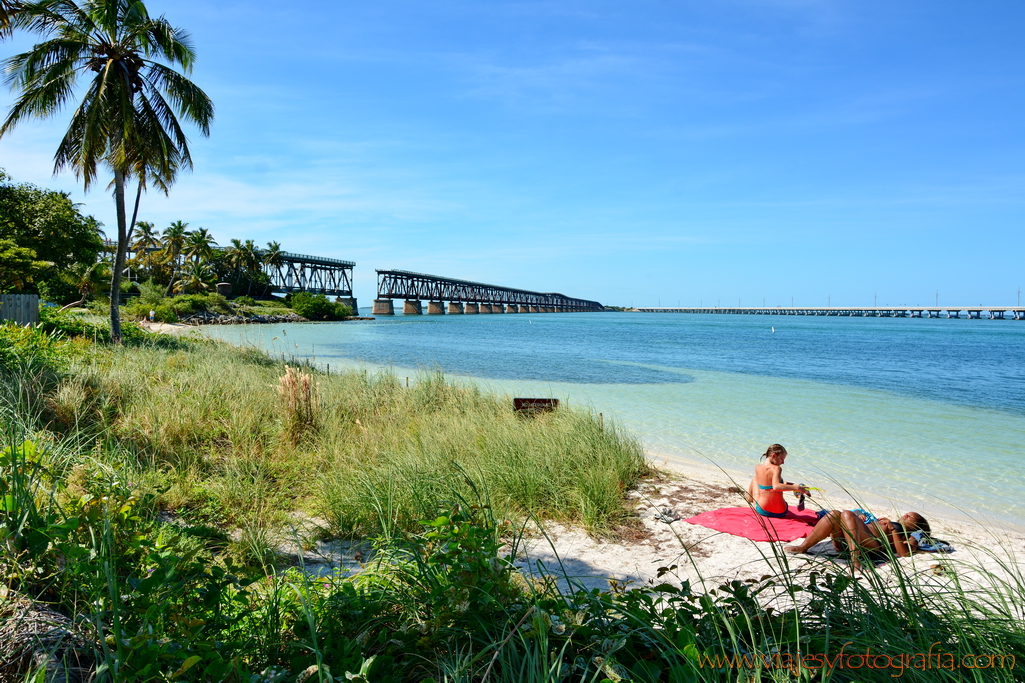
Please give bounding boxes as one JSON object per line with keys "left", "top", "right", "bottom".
{"left": 143, "top": 61, "right": 212, "bottom": 133}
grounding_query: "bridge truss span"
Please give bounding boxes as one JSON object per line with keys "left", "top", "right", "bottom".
{"left": 269, "top": 252, "right": 355, "bottom": 297}
{"left": 374, "top": 270, "right": 604, "bottom": 314}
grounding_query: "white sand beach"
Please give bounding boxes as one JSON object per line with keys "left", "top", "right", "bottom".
{"left": 512, "top": 454, "right": 1025, "bottom": 594}
{"left": 139, "top": 326, "right": 1025, "bottom": 595}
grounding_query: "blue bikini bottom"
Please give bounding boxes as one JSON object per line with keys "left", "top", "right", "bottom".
{"left": 755, "top": 502, "right": 789, "bottom": 519}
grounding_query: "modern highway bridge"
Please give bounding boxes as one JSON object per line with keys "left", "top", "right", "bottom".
{"left": 635, "top": 306, "right": 1025, "bottom": 320}
{"left": 373, "top": 270, "right": 604, "bottom": 314}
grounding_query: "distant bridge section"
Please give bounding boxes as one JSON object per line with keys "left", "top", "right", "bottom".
{"left": 636, "top": 306, "right": 1025, "bottom": 320}
{"left": 373, "top": 270, "right": 604, "bottom": 314}
{"left": 269, "top": 252, "right": 355, "bottom": 299}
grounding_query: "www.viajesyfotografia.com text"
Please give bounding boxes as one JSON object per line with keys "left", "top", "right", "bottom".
{"left": 698, "top": 642, "right": 1016, "bottom": 677}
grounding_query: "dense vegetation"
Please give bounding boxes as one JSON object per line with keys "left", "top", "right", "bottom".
{"left": 0, "top": 169, "right": 104, "bottom": 300}
{"left": 1, "top": 319, "right": 1023, "bottom": 682}
{"left": 125, "top": 222, "right": 283, "bottom": 299}
{"left": 0, "top": 165, "right": 352, "bottom": 322}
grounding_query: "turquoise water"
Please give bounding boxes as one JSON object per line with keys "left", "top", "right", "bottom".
{"left": 199, "top": 312, "right": 1025, "bottom": 527}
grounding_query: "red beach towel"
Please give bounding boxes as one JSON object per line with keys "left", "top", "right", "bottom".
{"left": 684, "top": 506, "right": 819, "bottom": 542}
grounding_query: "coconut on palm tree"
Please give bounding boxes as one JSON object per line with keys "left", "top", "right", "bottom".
{"left": 1, "top": 0, "right": 213, "bottom": 343}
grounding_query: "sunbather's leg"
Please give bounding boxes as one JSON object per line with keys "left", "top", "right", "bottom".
{"left": 836, "top": 510, "right": 883, "bottom": 572}
{"left": 785, "top": 510, "right": 844, "bottom": 553}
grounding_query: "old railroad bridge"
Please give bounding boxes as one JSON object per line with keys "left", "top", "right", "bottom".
{"left": 635, "top": 306, "right": 1025, "bottom": 320}
{"left": 119, "top": 241, "right": 358, "bottom": 309}
{"left": 118, "top": 240, "right": 602, "bottom": 313}
{"left": 372, "top": 270, "right": 604, "bottom": 314}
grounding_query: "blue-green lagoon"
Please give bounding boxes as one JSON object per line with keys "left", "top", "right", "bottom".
{"left": 200, "top": 312, "right": 1025, "bottom": 528}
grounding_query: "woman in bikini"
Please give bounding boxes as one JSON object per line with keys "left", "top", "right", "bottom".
{"left": 746, "top": 444, "right": 808, "bottom": 519}
{"left": 784, "top": 510, "right": 931, "bottom": 573}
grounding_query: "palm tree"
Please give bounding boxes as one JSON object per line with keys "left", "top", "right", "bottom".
{"left": 1, "top": 0, "right": 213, "bottom": 343}
{"left": 259, "top": 240, "right": 285, "bottom": 295}
{"left": 224, "top": 238, "right": 245, "bottom": 274}
{"left": 0, "top": 1, "right": 21, "bottom": 37}
{"left": 128, "top": 219, "right": 159, "bottom": 274}
{"left": 172, "top": 259, "right": 212, "bottom": 294}
{"left": 57, "top": 258, "right": 110, "bottom": 311}
{"left": 240, "top": 239, "right": 262, "bottom": 294}
{"left": 159, "top": 220, "right": 188, "bottom": 295}
{"left": 183, "top": 227, "right": 215, "bottom": 264}
{"left": 263, "top": 240, "right": 285, "bottom": 269}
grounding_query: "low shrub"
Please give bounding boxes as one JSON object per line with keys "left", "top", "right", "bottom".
{"left": 38, "top": 307, "right": 147, "bottom": 345}
{"left": 288, "top": 292, "right": 351, "bottom": 320}
{"left": 124, "top": 292, "right": 234, "bottom": 321}
{"left": 0, "top": 323, "right": 71, "bottom": 371}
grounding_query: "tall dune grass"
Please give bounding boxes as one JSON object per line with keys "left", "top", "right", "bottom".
{"left": 9, "top": 335, "right": 647, "bottom": 535}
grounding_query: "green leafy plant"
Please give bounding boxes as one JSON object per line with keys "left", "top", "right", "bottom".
{"left": 289, "top": 292, "right": 351, "bottom": 320}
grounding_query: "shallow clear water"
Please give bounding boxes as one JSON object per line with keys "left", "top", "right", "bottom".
{"left": 200, "top": 311, "right": 1025, "bottom": 527}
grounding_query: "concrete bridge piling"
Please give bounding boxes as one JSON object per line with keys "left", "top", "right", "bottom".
{"left": 428, "top": 301, "right": 445, "bottom": 315}
{"left": 372, "top": 299, "right": 395, "bottom": 315}
{"left": 448, "top": 302, "right": 464, "bottom": 314}
{"left": 403, "top": 300, "right": 423, "bottom": 315}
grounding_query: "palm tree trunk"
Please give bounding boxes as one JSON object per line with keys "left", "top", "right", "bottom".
{"left": 127, "top": 182, "right": 143, "bottom": 245}
{"left": 109, "top": 169, "right": 129, "bottom": 344}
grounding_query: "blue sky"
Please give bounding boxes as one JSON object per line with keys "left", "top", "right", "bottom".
{"left": 1, "top": 0, "right": 1022, "bottom": 308}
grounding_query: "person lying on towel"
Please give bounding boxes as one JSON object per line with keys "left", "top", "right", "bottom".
{"left": 785, "top": 510, "right": 935, "bottom": 573}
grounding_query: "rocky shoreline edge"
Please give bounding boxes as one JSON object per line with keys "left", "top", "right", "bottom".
{"left": 176, "top": 311, "right": 375, "bottom": 325}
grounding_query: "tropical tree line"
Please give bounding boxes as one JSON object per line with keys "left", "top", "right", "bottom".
{"left": 126, "top": 221, "right": 284, "bottom": 296}
{"left": 0, "top": 168, "right": 105, "bottom": 299}
{"left": 1, "top": 0, "right": 214, "bottom": 343}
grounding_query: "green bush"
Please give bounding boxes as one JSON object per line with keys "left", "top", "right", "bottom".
{"left": 125, "top": 292, "right": 231, "bottom": 320}
{"left": 0, "top": 322, "right": 70, "bottom": 370}
{"left": 38, "top": 307, "right": 148, "bottom": 345}
{"left": 136, "top": 278, "right": 165, "bottom": 307}
{"left": 233, "top": 295, "right": 256, "bottom": 308}
{"left": 289, "top": 292, "right": 351, "bottom": 320}
{"left": 170, "top": 293, "right": 231, "bottom": 316}
{"left": 152, "top": 303, "right": 178, "bottom": 323}
{"left": 125, "top": 298, "right": 178, "bottom": 323}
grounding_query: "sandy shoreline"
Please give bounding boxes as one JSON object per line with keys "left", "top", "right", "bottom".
{"left": 513, "top": 454, "right": 1025, "bottom": 593}
{"left": 142, "top": 325, "right": 1025, "bottom": 592}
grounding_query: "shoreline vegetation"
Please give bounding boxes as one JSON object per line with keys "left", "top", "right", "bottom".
{"left": 1, "top": 313, "right": 1024, "bottom": 681}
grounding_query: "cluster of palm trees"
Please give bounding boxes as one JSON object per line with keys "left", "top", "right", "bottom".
{"left": 128, "top": 221, "right": 285, "bottom": 296}
{"left": 0, "top": 0, "right": 214, "bottom": 342}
